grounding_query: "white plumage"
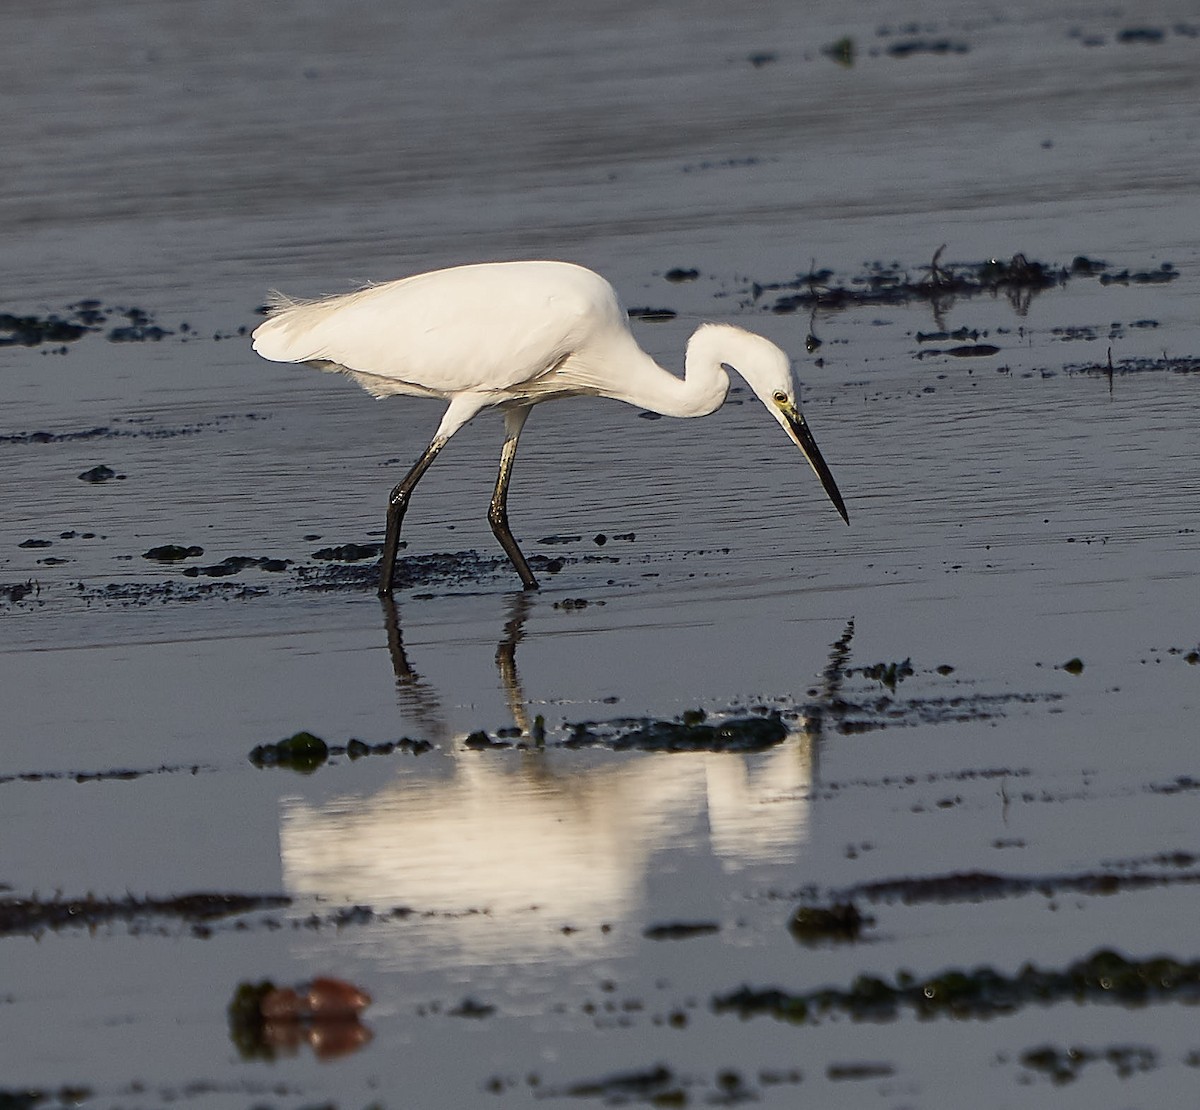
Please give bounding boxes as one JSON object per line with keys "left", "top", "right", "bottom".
{"left": 252, "top": 260, "right": 847, "bottom": 594}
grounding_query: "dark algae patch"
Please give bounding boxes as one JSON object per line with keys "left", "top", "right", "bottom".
{"left": 1069, "top": 354, "right": 1200, "bottom": 376}
{"left": 746, "top": 252, "right": 1177, "bottom": 318}
{"left": 0, "top": 892, "right": 289, "bottom": 937}
{"left": 249, "top": 730, "right": 431, "bottom": 772}
{"left": 182, "top": 554, "right": 291, "bottom": 577}
{"left": 546, "top": 1065, "right": 680, "bottom": 1103}
{"left": 832, "top": 863, "right": 1200, "bottom": 906}
{"left": 249, "top": 730, "right": 329, "bottom": 772}
{"left": 0, "top": 302, "right": 176, "bottom": 348}
{"left": 1019, "top": 1042, "right": 1156, "bottom": 1084}
{"left": 850, "top": 658, "right": 914, "bottom": 691}
{"left": 0, "top": 1087, "right": 94, "bottom": 1109}
{"left": 562, "top": 710, "right": 787, "bottom": 753}
{"left": 525, "top": 1064, "right": 798, "bottom": 1104}
{"left": 0, "top": 760, "right": 211, "bottom": 786}
{"left": 788, "top": 902, "right": 867, "bottom": 944}
{"left": 713, "top": 949, "right": 1200, "bottom": 1025}
{"left": 311, "top": 541, "right": 383, "bottom": 562}
{"left": 0, "top": 311, "right": 91, "bottom": 347}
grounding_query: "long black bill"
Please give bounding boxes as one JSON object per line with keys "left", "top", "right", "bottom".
{"left": 784, "top": 411, "right": 849, "bottom": 524}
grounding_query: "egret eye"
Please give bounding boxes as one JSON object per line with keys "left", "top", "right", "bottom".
{"left": 772, "top": 390, "right": 788, "bottom": 404}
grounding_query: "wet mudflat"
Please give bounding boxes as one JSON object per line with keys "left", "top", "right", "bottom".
{"left": 3, "top": 0, "right": 1200, "bottom": 1106}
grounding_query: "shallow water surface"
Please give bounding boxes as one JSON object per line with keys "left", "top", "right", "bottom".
{"left": 3, "top": 0, "right": 1200, "bottom": 1106}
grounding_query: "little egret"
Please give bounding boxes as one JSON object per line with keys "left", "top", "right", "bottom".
{"left": 252, "top": 260, "right": 848, "bottom": 595}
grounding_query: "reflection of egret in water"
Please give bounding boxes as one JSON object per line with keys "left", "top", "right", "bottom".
{"left": 280, "top": 599, "right": 828, "bottom": 965}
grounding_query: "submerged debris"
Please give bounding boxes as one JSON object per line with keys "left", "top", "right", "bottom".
{"left": 230, "top": 977, "right": 372, "bottom": 1061}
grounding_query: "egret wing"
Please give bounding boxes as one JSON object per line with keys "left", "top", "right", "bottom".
{"left": 252, "top": 261, "right": 622, "bottom": 399}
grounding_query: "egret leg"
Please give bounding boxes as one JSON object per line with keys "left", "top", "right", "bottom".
{"left": 378, "top": 436, "right": 447, "bottom": 597}
{"left": 489, "top": 408, "right": 538, "bottom": 590}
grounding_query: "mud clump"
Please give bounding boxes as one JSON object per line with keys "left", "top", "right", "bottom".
{"left": 644, "top": 921, "right": 721, "bottom": 941}
{"left": 311, "top": 542, "right": 383, "bottom": 562}
{"left": 143, "top": 544, "right": 204, "bottom": 562}
{"left": 182, "top": 554, "right": 290, "bottom": 577}
{"left": 448, "top": 997, "right": 496, "bottom": 1019}
{"left": 78, "top": 464, "right": 124, "bottom": 483}
{"left": 464, "top": 730, "right": 509, "bottom": 750}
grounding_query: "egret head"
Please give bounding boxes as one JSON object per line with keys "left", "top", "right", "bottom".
{"left": 698, "top": 325, "right": 849, "bottom": 524}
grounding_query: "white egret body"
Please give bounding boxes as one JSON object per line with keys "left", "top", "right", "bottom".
{"left": 252, "top": 261, "right": 848, "bottom": 595}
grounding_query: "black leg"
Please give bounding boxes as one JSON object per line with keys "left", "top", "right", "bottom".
{"left": 378, "top": 436, "right": 446, "bottom": 597}
{"left": 488, "top": 408, "right": 538, "bottom": 589}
